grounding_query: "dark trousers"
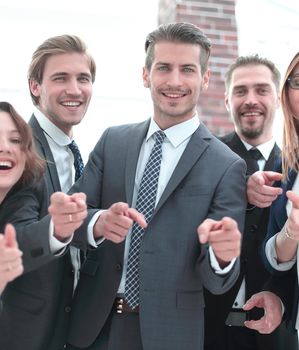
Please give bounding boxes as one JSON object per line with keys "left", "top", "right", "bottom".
{"left": 204, "top": 322, "right": 298, "bottom": 350}
{"left": 66, "top": 310, "right": 143, "bottom": 350}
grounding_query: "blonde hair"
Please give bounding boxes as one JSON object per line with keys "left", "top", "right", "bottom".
{"left": 281, "top": 52, "right": 299, "bottom": 180}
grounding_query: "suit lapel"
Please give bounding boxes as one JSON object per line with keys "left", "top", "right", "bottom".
{"left": 29, "top": 114, "right": 61, "bottom": 193}
{"left": 275, "top": 169, "right": 296, "bottom": 229}
{"left": 125, "top": 120, "right": 150, "bottom": 205}
{"left": 154, "top": 124, "right": 211, "bottom": 214}
{"left": 263, "top": 143, "right": 280, "bottom": 171}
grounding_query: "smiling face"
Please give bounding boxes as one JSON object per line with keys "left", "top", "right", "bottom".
{"left": 143, "top": 41, "right": 210, "bottom": 129}
{"left": 225, "top": 64, "right": 280, "bottom": 145}
{"left": 0, "top": 111, "right": 26, "bottom": 203}
{"left": 30, "top": 52, "right": 93, "bottom": 136}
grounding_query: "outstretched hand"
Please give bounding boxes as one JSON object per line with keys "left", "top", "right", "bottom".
{"left": 94, "top": 202, "right": 147, "bottom": 243}
{"left": 197, "top": 217, "right": 241, "bottom": 267}
{"left": 247, "top": 171, "right": 283, "bottom": 208}
{"left": 0, "top": 224, "right": 23, "bottom": 293}
{"left": 48, "top": 192, "right": 87, "bottom": 241}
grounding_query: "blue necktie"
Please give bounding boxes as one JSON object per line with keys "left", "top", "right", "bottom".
{"left": 68, "top": 140, "right": 84, "bottom": 181}
{"left": 248, "top": 148, "right": 262, "bottom": 174}
{"left": 68, "top": 140, "right": 85, "bottom": 288}
{"left": 124, "top": 130, "right": 166, "bottom": 308}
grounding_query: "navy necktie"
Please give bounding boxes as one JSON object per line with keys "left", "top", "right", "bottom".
{"left": 124, "top": 130, "right": 166, "bottom": 309}
{"left": 68, "top": 140, "right": 84, "bottom": 181}
{"left": 248, "top": 147, "right": 263, "bottom": 174}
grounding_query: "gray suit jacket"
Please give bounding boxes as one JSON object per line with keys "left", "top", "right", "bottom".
{"left": 68, "top": 119, "right": 247, "bottom": 350}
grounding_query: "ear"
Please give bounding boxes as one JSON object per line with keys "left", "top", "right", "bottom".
{"left": 142, "top": 67, "right": 150, "bottom": 88}
{"left": 276, "top": 94, "right": 281, "bottom": 109}
{"left": 224, "top": 93, "right": 230, "bottom": 112}
{"left": 29, "top": 79, "right": 41, "bottom": 97}
{"left": 201, "top": 69, "right": 210, "bottom": 91}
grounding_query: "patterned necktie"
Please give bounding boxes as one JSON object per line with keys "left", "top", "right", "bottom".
{"left": 68, "top": 140, "right": 85, "bottom": 289}
{"left": 247, "top": 148, "right": 263, "bottom": 174}
{"left": 124, "top": 130, "right": 166, "bottom": 308}
{"left": 68, "top": 140, "right": 84, "bottom": 181}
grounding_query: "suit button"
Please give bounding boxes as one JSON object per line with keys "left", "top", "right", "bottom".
{"left": 116, "top": 263, "right": 122, "bottom": 271}
{"left": 250, "top": 224, "right": 258, "bottom": 232}
{"left": 65, "top": 306, "right": 71, "bottom": 313}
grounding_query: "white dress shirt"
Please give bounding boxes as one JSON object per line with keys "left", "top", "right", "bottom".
{"left": 232, "top": 137, "right": 275, "bottom": 309}
{"left": 34, "top": 108, "right": 82, "bottom": 290}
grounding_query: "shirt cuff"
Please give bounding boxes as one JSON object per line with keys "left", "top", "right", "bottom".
{"left": 49, "top": 219, "right": 73, "bottom": 256}
{"left": 87, "top": 210, "right": 106, "bottom": 247}
{"left": 265, "top": 234, "right": 296, "bottom": 271}
{"left": 209, "top": 246, "right": 236, "bottom": 274}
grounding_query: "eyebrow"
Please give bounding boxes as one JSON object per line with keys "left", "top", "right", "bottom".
{"left": 233, "top": 83, "right": 271, "bottom": 89}
{"left": 50, "top": 72, "right": 92, "bottom": 78}
{"left": 155, "top": 62, "right": 198, "bottom": 68}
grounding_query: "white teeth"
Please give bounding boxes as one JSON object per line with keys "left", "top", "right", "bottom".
{"left": 243, "top": 112, "right": 261, "bottom": 116}
{"left": 0, "top": 161, "right": 12, "bottom": 168}
{"left": 62, "top": 101, "right": 80, "bottom": 107}
{"left": 165, "top": 93, "right": 184, "bottom": 98}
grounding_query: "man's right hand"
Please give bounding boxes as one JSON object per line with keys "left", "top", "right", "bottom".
{"left": 247, "top": 171, "right": 283, "bottom": 208}
{"left": 93, "top": 202, "right": 147, "bottom": 243}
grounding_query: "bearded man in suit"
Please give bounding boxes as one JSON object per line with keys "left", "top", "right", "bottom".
{"left": 204, "top": 54, "right": 298, "bottom": 350}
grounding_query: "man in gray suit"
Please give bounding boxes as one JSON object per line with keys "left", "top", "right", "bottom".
{"left": 66, "top": 22, "right": 247, "bottom": 350}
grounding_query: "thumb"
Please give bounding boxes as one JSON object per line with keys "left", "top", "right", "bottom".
{"left": 70, "top": 192, "right": 87, "bottom": 208}
{"left": 50, "top": 191, "right": 68, "bottom": 205}
{"left": 4, "top": 223, "right": 18, "bottom": 248}
{"left": 286, "top": 190, "right": 299, "bottom": 210}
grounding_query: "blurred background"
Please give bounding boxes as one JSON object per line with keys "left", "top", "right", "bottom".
{"left": 0, "top": 0, "right": 298, "bottom": 160}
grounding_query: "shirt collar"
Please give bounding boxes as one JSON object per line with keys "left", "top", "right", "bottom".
{"left": 241, "top": 137, "right": 276, "bottom": 161}
{"left": 34, "top": 107, "right": 72, "bottom": 146}
{"left": 146, "top": 114, "right": 200, "bottom": 148}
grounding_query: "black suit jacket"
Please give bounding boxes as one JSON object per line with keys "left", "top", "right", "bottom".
{"left": 204, "top": 132, "right": 298, "bottom": 350}
{"left": 0, "top": 181, "right": 74, "bottom": 350}
{"left": 29, "top": 114, "right": 61, "bottom": 194}
{"left": 0, "top": 115, "right": 74, "bottom": 350}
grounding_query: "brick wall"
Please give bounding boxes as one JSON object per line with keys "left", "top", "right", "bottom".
{"left": 158, "top": 0, "right": 238, "bottom": 136}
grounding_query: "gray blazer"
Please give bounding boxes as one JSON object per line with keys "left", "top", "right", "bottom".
{"left": 68, "top": 119, "right": 247, "bottom": 350}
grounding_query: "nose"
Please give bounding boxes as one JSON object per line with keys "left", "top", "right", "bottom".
{"left": 167, "top": 69, "right": 182, "bottom": 87}
{"left": 65, "top": 78, "right": 81, "bottom": 96}
{"left": 244, "top": 90, "right": 258, "bottom": 106}
{"left": 0, "top": 137, "right": 11, "bottom": 153}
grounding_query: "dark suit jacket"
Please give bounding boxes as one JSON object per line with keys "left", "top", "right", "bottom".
{"left": 29, "top": 114, "right": 61, "bottom": 194}
{"left": 0, "top": 181, "right": 74, "bottom": 350}
{"left": 67, "top": 120, "right": 247, "bottom": 350}
{"left": 0, "top": 115, "right": 74, "bottom": 350}
{"left": 263, "top": 166, "right": 299, "bottom": 332}
{"left": 204, "top": 132, "right": 298, "bottom": 350}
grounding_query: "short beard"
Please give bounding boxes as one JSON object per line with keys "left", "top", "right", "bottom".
{"left": 241, "top": 127, "right": 263, "bottom": 140}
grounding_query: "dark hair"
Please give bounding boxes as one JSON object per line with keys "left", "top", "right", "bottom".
{"left": 28, "top": 34, "right": 96, "bottom": 105}
{"left": 225, "top": 54, "right": 281, "bottom": 92}
{"left": 145, "top": 22, "right": 211, "bottom": 74}
{"left": 0, "top": 102, "right": 45, "bottom": 184}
